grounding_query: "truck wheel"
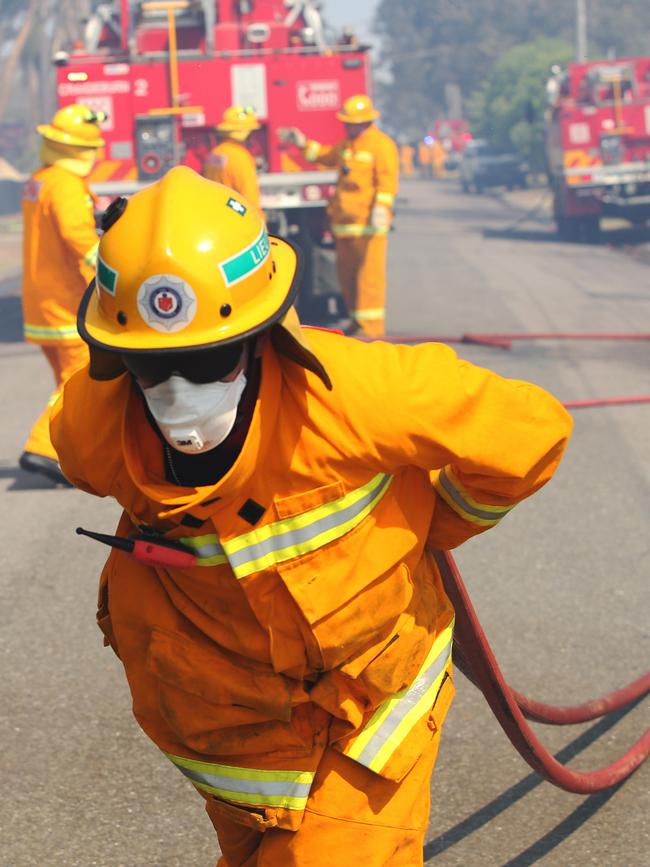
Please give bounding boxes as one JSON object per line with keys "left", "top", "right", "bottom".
{"left": 553, "top": 191, "right": 578, "bottom": 241}
{"left": 581, "top": 216, "right": 601, "bottom": 244}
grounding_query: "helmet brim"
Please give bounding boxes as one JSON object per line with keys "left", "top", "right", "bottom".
{"left": 37, "top": 123, "right": 105, "bottom": 148}
{"left": 216, "top": 121, "right": 261, "bottom": 132}
{"left": 78, "top": 235, "right": 303, "bottom": 356}
{"left": 335, "top": 110, "right": 380, "bottom": 123}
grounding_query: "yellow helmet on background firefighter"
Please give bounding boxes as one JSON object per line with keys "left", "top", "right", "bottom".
{"left": 336, "top": 94, "right": 380, "bottom": 124}
{"left": 216, "top": 105, "right": 260, "bottom": 141}
{"left": 37, "top": 103, "right": 106, "bottom": 148}
{"left": 80, "top": 166, "right": 299, "bottom": 353}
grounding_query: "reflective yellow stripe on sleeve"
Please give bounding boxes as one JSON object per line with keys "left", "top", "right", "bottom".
{"left": 433, "top": 466, "right": 514, "bottom": 528}
{"left": 304, "top": 140, "right": 321, "bottom": 163}
{"left": 375, "top": 191, "right": 395, "bottom": 206}
{"left": 350, "top": 150, "right": 374, "bottom": 164}
{"left": 180, "top": 473, "right": 393, "bottom": 577}
{"left": 343, "top": 621, "right": 454, "bottom": 773}
{"left": 24, "top": 323, "right": 80, "bottom": 342}
{"left": 165, "top": 753, "right": 315, "bottom": 810}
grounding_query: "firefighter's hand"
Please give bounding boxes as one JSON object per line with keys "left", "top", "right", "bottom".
{"left": 370, "top": 203, "right": 391, "bottom": 231}
{"left": 277, "top": 127, "right": 307, "bottom": 148}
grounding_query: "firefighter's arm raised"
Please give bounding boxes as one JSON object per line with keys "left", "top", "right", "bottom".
{"left": 49, "top": 173, "right": 99, "bottom": 286}
{"left": 230, "top": 150, "right": 262, "bottom": 212}
{"left": 277, "top": 127, "right": 343, "bottom": 167}
{"left": 331, "top": 338, "right": 573, "bottom": 549}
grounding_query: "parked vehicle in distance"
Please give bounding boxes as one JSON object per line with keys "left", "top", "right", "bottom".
{"left": 460, "top": 139, "right": 528, "bottom": 193}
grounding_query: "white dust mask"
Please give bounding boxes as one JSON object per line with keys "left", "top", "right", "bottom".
{"left": 142, "top": 371, "right": 247, "bottom": 454}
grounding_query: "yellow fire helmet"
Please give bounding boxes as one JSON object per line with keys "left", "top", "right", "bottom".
{"left": 336, "top": 94, "right": 380, "bottom": 124}
{"left": 37, "top": 103, "right": 106, "bottom": 148}
{"left": 217, "top": 105, "right": 261, "bottom": 133}
{"left": 78, "top": 166, "right": 331, "bottom": 386}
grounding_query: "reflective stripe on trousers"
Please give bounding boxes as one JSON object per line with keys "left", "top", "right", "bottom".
{"left": 331, "top": 223, "right": 389, "bottom": 237}
{"left": 179, "top": 472, "right": 393, "bottom": 577}
{"left": 165, "top": 753, "right": 315, "bottom": 810}
{"left": 343, "top": 621, "right": 454, "bottom": 774}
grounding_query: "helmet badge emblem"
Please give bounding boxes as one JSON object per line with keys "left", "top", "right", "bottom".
{"left": 137, "top": 274, "right": 197, "bottom": 333}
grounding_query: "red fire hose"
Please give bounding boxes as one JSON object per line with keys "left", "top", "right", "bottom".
{"left": 377, "top": 332, "right": 650, "bottom": 349}
{"left": 434, "top": 550, "right": 650, "bottom": 793}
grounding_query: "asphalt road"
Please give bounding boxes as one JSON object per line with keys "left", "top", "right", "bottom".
{"left": 1, "top": 179, "right": 648, "bottom": 866}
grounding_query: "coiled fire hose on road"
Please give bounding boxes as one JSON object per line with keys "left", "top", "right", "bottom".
{"left": 434, "top": 550, "right": 650, "bottom": 793}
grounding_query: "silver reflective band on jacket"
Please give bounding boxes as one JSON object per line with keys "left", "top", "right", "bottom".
{"left": 179, "top": 472, "right": 393, "bottom": 578}
{"left": 343, "top": 621, "right": 454, "bottom": 774}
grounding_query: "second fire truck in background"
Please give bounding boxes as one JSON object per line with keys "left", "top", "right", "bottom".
{"left": 546, "top": 56, "right": 650, "bottom": 240}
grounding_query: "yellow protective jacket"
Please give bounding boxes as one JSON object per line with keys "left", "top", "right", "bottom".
{"left": 204, "top": 140, "right": 261, "bottom": 211}
{"left": 22, "top": 164, "right": 98, "bottom": 345}
{"left": 303, "top": 125, "right": 399, "bottom": 237}
{"left": 51, "top": 332, "right": 572, "bottom": 830}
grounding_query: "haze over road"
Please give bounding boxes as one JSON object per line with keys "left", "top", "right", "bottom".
{"left": 1, "top": 178, "right": 648, "bottom": 865}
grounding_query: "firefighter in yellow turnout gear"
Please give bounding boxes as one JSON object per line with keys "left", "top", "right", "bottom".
{"left": 279, "top": 95, "right": 399, "bottom": 336}
{"left": 204, "top": 106, "right": 262, "bottom": 213}
{"left": 20, "top": 104, "right": 104, "bottom": 485}
{"left": 50, "top": 167, "right": 572, "bottom": 866}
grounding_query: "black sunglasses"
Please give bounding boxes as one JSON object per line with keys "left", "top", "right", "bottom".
{"left": 121, "top": 343, "right": 246, "bottom": 386}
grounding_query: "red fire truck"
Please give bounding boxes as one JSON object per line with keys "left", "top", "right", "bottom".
{"left": 53, "top": 0, "right": 371, "bottom": 311}
{"left": 546, "top": 57, "right": 650, "bottom": 241}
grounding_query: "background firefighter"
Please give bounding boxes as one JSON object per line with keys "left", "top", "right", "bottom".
{"left": 51, "top": 167, "right": 572, "bottom": 867}
{"left": 19, "top": 104, "right": 104, "bottom": 486}
{"left": 204, "top": 105, "right": 262, "bottom": 213}
{"left": 279, "top": 94, "right": 399, "bottom": 337}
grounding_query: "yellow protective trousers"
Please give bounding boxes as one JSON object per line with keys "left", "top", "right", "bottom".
{"left": 209, "top": 725, "right": 448, "bottom": 867}
{"left": 335, "top": 235, "right": 387, "bottom": 337}
{"left": 24, "top": 341, "right": 88, "bottom": 459}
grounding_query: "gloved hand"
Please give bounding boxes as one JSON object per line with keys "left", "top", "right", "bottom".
{"left": 277, "top": 127, "right": 307, "bottom": 148}
{"left": 370, "top": 203, "right": 391, "bottom": 231}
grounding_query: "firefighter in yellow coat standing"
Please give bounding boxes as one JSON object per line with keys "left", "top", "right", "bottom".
{"left": 50, "top": 167, "right": 572, "bottom": 867}
{"left": 204, "top": 106, "right": 262, "bottom": 213}
{"left": 20, "top": 104, "right": 104, "bottom": 485}
{"left": 279, "top": 95, "right": 399, "bottom": 336}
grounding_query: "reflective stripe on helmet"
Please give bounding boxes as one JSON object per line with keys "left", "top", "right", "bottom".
{"left": 179, "top": 472, "right": 392, "bottom": 577}
{"left": 343, "top": 621, "right": 454, "bottom": 773}
{"left": 434, "top": 466, "right": 514, "bottom": 527}
{"left": 219, "top": 228, "right": 270, "bottom": 287}
{"left": 165, "top": 753, "right": 315, "bottom": 810}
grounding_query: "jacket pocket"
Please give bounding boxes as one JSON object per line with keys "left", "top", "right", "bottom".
{"left": 146, "top": 627, "right": 314, "bottom": 757}
{"left": 338, "top": 664, "right": 455, "bottom": 784}
{"left": 276, "top": 511, "right": 416, "bottom": 672}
